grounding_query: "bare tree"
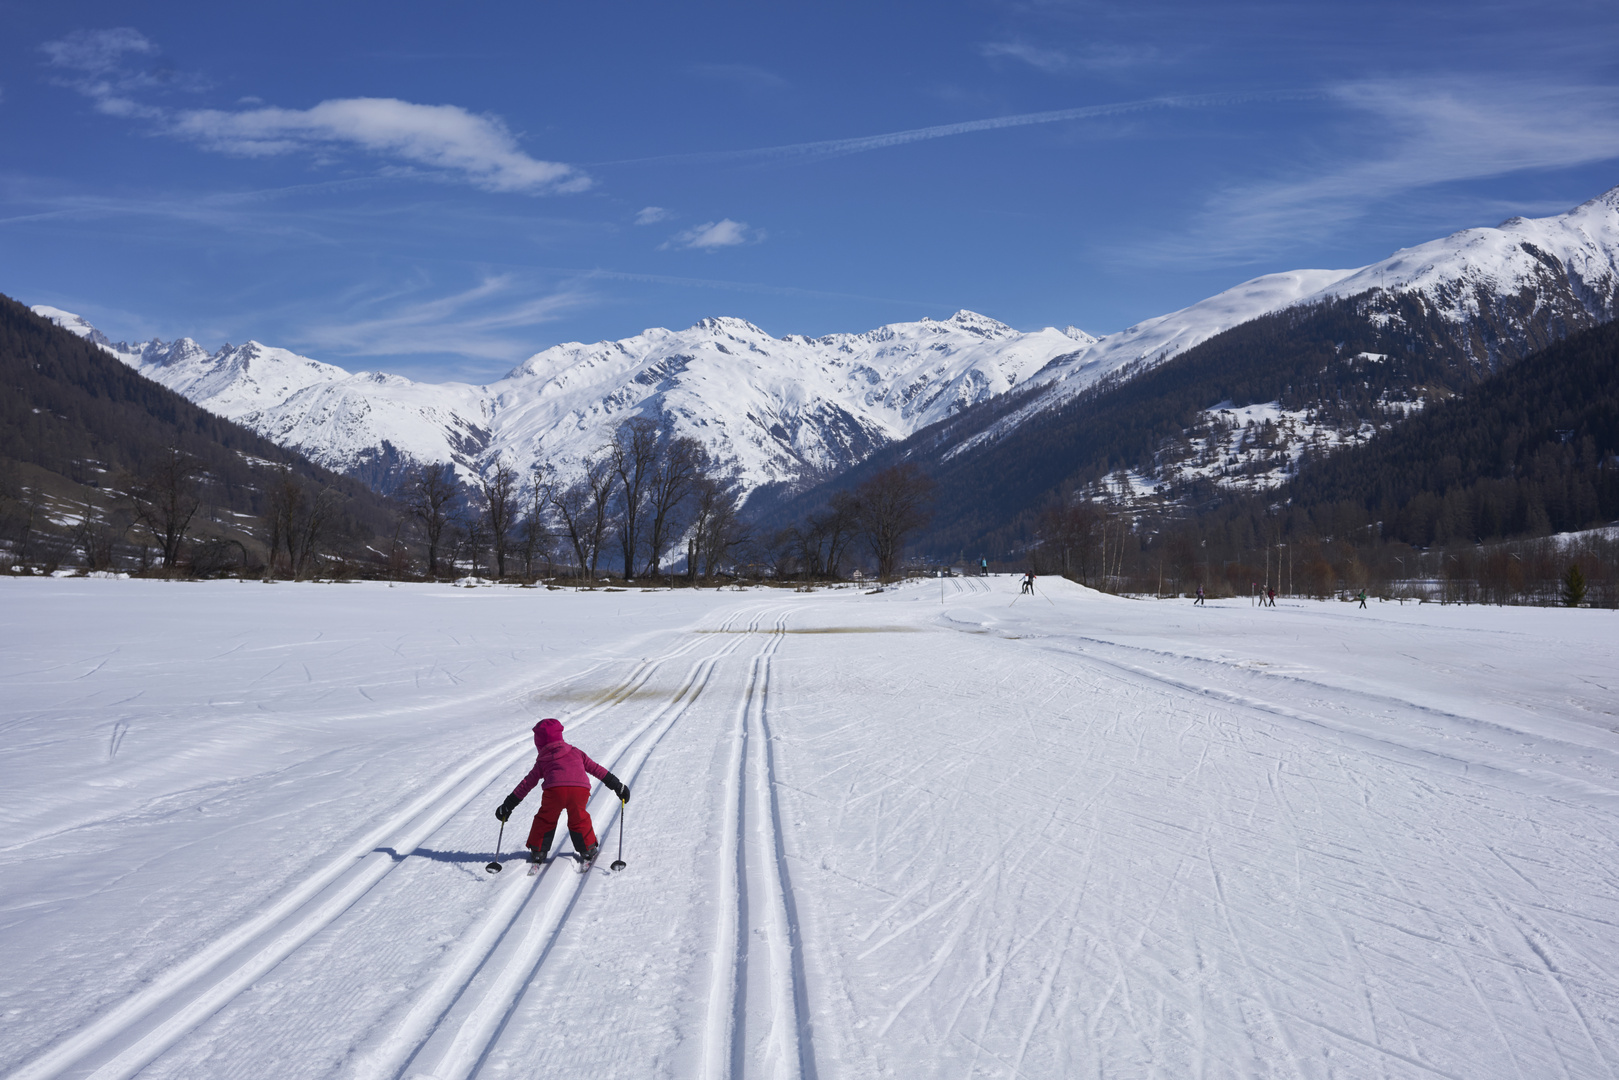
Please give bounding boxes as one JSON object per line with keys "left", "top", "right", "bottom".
{"left": 481, "top": 460, "right": 519, "bottom": 579}
{"left": 516, "top": 468, "right": 553, "bottom": 581}
{"left": 126, "top": 444, "right": 203, "bottom": 574}
{"left": 0, "top": 468, "right": 41, "bottom": 567}
{"left": 855, "top": 463, "right": 936, "bottom": 580}
{"left": 611, "top": 417, "right": 659, "bottom": 580}
{"left": 461, "top": 489, "right": 488, "bottom": 578}
{"left": 265, "top": 470, "right": 338, "bottom": 580}
{"left": 643, "top": 434, "right": 707, "bottom": 579}
{"left": 1037, "top": 501, "right": 1104, "bottom": 584}
{"left": 790, "top": 490, "right": 860, "bottom": 579}
{"left": 686, "top": 474, "right": 750, "bottom": 581}
{"left": 547, "top": 455, "right": 617, "bottom": 582}
{"left": 405, "top": 463, "right": 458, "bottom": 579}
{"left": 74, "top": 494, "right": 127, "bottom": 572}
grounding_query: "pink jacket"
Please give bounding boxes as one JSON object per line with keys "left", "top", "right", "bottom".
{"left": 510, "top": 718, "right": 607, "bottom": 799}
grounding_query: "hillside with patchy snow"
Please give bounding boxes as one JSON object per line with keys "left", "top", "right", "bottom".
{"left": 957, "top": 184, "right": 1619, "bottom": 455}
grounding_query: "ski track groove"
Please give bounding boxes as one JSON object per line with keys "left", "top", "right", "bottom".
{"left": 6, "top": 620, "right": 732, "bottom": 1080}
{"left": 698, "top": 610, "right": 819, "bottom": 1080}
{"left": 747, "top": 611, "right": 818, "bottom": 1080}
{"left": 392, "top": 607, "right": 786, "bottom": 1080}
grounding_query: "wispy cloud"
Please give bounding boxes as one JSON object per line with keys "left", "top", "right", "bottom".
{"left": 1157, "top": 78, "right": 1619, "bottom": 265}
{"left": 597, "top": 90, "right": 1313, "bottom": 167}
{"left": 40, "top": 27, "right": 179, "bottom": 119}
{"left": 634, "top": 205, "right": 670, "bottom": 225}
{"left": 299, "top": 276, "right": 596, "bottom": 364}
{"left": 661, "top": 218, "right": 761, "bottom": 250}
{"left": 40, "top": 29, "right": 588, "bottom": 196}
{"left": 980, "top": 40, "right": 1164, "bottom": 74}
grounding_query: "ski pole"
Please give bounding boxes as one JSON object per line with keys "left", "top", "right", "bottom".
{"left": 610, "top": 800, "right": 627, "bottom": 872}
{"left": 486, "top": 820, "right": 506, "bottom": 874}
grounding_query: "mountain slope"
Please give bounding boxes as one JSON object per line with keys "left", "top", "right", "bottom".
{"left": 959, "top": 185, "right": 1619, "bottom": 456}
{"left": 765, "top": 185, "right": 1619, "bottom": 558}
{"left": 1281, "top": 318, "right": 1619, "bottom": 545}
{"left": 2, "top": 295, "right": 393, "bottom": 564}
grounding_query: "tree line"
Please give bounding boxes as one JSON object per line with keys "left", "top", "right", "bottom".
{"left": 1015, "top": 318, "right": 1619, "bottom": 608}
{"left": 400, "top": 417, "right": 752, "bottom": 583}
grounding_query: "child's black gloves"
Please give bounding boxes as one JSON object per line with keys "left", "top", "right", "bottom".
{"left": 495, "top": 794, "right": 520, "bottom": 822}
{"left": 604, "top": 773, "right": 631, "bottom": 803}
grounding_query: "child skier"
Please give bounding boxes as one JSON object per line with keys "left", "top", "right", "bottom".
{"left": 496, "top": 718, "right": 629, "bottom": 867}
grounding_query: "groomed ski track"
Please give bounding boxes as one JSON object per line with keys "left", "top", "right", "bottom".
{"left": 3, "top": 576, "right": 1619, "bottom": 1078}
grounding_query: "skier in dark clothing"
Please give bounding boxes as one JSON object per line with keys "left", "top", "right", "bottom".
{"left": 1357, "top": 589, "right": 1368, "bottom": 609}
{"left": 497, "top": 718, "right": 629, "bottom": 866}
{"left": 1021, "top": 571, "right": 1035, "bottom": 594}
{"left": 1194, "top": 584, "right": 1205, "bottom": 606}
{"left": 1266, "top": 586, "right": 1276, "bottom": 607}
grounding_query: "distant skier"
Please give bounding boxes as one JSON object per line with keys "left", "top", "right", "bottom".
{"left": 1357, "top": 589, "right": 1368, "bottom": 609}
{"left": 1021, "top": 571, "right": 1035, "bottom": 594}
{"left": 1267, "top": 586, "right": 1276, "bottom": 607}
{"left": 496, "top": 718, "right": 629, "bottom": 867}
{"left": 1194, "top": 584, "right": 1205, "bottom": 606}
{"left": 981, "top": 557, "right": 989, "bottom": 577}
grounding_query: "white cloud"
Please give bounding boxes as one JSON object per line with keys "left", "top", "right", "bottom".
{"left": 171, "top": 98, "right": 589, "bottom": 194}
{"left": 663, "top": 219, "right": 759, "bottom": 250}
{"left": 634, "top": 206, "right": 670, "bottom": 225}
{"left": 40, "top": 27, "right": 155, "bottom": 74}
{"left": 40, "top": 29, "right": 588, "bottom": 196}
{"left": 1166, "top": 79, "right": 1619, "bottom": 264}
{"left": 40, "top": 27, "right": 167, "bottom": 118}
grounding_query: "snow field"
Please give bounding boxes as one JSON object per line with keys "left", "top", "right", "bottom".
{"left": 3, "top": 577, "right": 1619, "bottom": 1078}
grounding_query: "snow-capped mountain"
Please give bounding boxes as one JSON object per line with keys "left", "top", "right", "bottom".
{"left": 34, "top": 183, "right": 1619, "bottom": 505}
{"left": 35, "top": 305, "right": 1091, "bottom": 496}
{"left": 955, "top": 185, "right": 1619, "bottom": 456}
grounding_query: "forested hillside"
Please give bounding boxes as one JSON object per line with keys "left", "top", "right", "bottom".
{"left": 0, "top": 295, "right": 395, "bottom": 572}
{"left": 1282, "top": 318, "right": 1619, "bottom": 544}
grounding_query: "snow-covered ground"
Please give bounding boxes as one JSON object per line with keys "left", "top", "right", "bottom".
{"left": 3, "top": 577, "right": 1618, "bottom": 1079}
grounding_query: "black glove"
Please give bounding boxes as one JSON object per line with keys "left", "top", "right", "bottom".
{"left": 495, "top": 794, "right": 520, "bottom": 822}
{"left": 604, "top": 772, "right": 630, "bottom": 803}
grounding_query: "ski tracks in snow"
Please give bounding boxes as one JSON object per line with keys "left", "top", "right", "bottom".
{"left": 6, "top": 612, "right": 752, "bottom": 1080}
{"left": 700, "top": 611, "right": 818, "bottom": 1080}
{"left": 376, "top": 609, "right": 784, "bottom": 1080}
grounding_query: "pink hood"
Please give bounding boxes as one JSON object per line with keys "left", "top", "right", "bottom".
{"left": 510, "top": 718, "right": 607, "bottom": 799}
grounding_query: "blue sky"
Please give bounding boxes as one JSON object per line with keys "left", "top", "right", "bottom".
{"left": 4, "top": 1, "right": 1619, "bottom": 381}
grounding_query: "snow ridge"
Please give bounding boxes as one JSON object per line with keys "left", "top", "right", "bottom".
{"left": 36, "top": 304, "right": 1087, "bottom": 496}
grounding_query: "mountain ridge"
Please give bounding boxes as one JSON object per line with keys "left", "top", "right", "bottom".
{"left": 33, "top": 183, "right": 1619, "bottom": 514}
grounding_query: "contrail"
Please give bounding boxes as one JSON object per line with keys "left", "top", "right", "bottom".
{"left": 594, "top": 90, "right": 1319, "bottom": 167}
